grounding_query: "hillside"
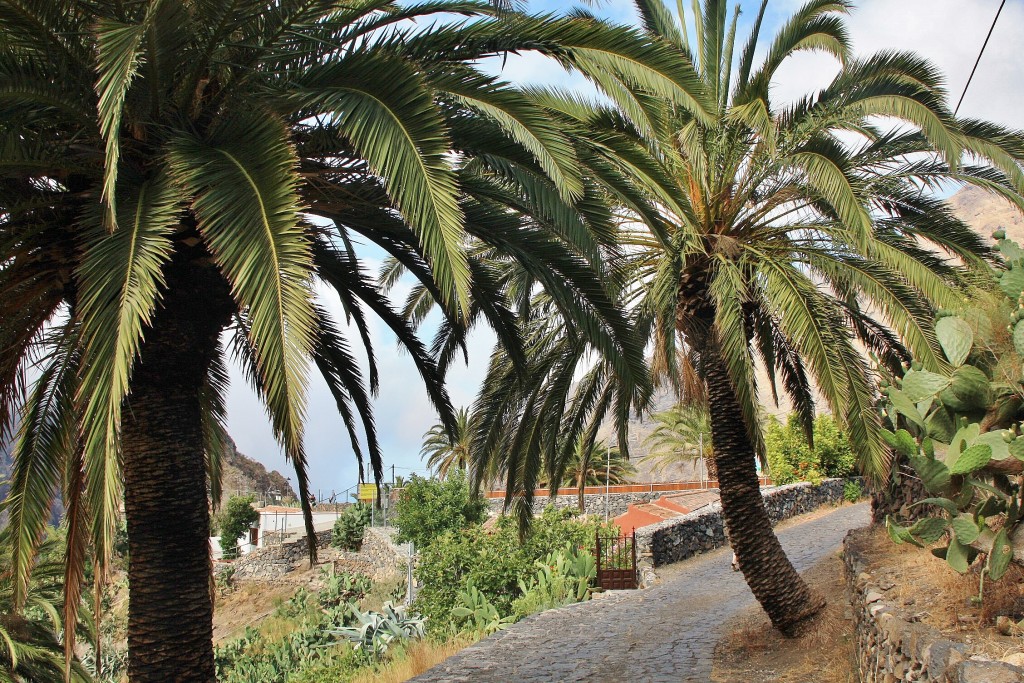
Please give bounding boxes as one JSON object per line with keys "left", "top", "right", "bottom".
{"left": 218, "top": 435, "right": 297, "bottom": 504}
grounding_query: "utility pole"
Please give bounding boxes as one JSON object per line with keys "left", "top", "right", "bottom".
{"left": 392, "top": 464, "right": 395, "bottom": 486}
{"left": 605, "top": 442, "right": 610, "bottom": 522}
{"left": 699, "top": 432, "right": 705, "bottom": 489}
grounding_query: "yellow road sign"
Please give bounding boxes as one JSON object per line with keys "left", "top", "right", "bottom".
{"left": 357, "top": 483, "right": 378, "bottom": 502}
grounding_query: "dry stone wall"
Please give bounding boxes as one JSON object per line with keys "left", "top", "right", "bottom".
{"left": 844, "top": 529, "right": 1024, "bottom": 682}
{"left": 222, "top": 526, "right": 409, "bottom": 581}
{"left": 634, "top": 478, "right": 853, "bottom": 586}
{"left": 486, "top": 490, "right": 663, "bottom": 517}
{"left": 359, "top": 526, "right": 411, "bottom": 578}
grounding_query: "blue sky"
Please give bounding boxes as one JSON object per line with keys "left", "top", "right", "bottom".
{"left": 225, "top": 0, "right": 1024, "bottom": 498}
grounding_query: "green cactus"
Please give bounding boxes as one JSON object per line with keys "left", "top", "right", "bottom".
{"left": 879, "top": 233, "right": 1024, "bottom": 600}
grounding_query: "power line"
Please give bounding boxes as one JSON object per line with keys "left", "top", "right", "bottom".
{"left": 955, "top": 0, "right": 1006, "bottom": 116}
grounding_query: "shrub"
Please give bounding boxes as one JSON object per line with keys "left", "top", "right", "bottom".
{"left": 511, "top": 546, "right": 596, "bottom": 619}
{"left": 332, "top": 504, "right": 372, "bottom": 551}
{"left": 412, "top": 505, "right": 610, "bottom": 633}
{"left": 214, "top": 495, "right": 259, "bottom": 559}
{"left": 393, "top": 471, "right": 486, "bottom": 549}
{"left": 843, "top": 480, "right": 863, "bottom": 503}
{"left": 764, "top": 413, "right": 855, "bottom": 485}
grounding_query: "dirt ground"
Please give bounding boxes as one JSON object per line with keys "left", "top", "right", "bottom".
{"left": 711, "top": 548, "right": 858, "bottom": 683}
{"left": 712, "top": 524, "right": 1024, "bottom": 682}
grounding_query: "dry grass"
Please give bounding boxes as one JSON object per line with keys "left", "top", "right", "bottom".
{"left": 850, "top": 527, "right": 1024, "bottom": 661}
{"left": 348, "top": 635, "right": 477, "bottom": 683}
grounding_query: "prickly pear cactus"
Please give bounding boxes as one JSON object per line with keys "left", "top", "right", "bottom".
{"left": 882, "top": 230, "right": 1024, "bottom": 594}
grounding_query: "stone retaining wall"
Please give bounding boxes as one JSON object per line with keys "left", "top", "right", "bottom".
{"left": 360, "top": 526, "right": 411, "bottom": 577}
{"left": 222, "top": 526, "right": 410, "bottom": 581}
{"left": 228, "top": 529, "right": 332, "bottom": 580}
{"left": 634, "top": 478, "right": 853, "bottom": 586}
{"left": 844, "top": 530, "right": 1024, "bottom": 682}
{"left": 487, "top": 490, "right": 664, "bottom": 517}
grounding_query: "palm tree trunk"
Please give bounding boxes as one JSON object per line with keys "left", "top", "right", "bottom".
{"left": 577, "top": 468, "right": 585, "bottom": 512}
{"left": 120, "top": 257, "right": 232, "bottom": 682}
{"left": 705, "top": 351, "right": 824, "bottom": 635}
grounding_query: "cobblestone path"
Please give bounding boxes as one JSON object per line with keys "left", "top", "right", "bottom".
{"left": 412, "top": 502, "right": 870, "bottom": 683}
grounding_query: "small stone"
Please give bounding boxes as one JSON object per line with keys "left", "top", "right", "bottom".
{"left": 865, "top": 590, "right": 885, "bottom": 604}
{"left": 1000, "top": 652, "right": 1024, "bottom": 668}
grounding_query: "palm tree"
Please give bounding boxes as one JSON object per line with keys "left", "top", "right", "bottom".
{"left": 421, "top": 407, "right": 474, "bottom": 479}
{"left": 610, "top": 0, "right": 1024, "bottom": 634}
{"left": 548, "top": 436, "right": 635, "bottom": 512}
{"left": 641, "top": 404, "right": 716, "bottom": 481}
{"left": 0, "top": 1, "right": 714, "bottom": 678}
{"left": 471, "top": 0, "right": 1024, "bottom": 635}
{"left": 0, "top": 535, "right": 91, "bottom": 682}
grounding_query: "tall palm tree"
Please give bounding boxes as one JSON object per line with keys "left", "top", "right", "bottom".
{"left": 641, "top": 404, "right": 716, "bottom": 480}
{"left": 421, "top": 407, "right": 474, "bottom": 479}
{"left": 612, "top": 0, "right": 1024, "bottom": 634}
{"left": 0, "top": 1, "right": 714, "bottom": 678}
{"left": 471, "top": 0, "right": 1024, "bottom": 635}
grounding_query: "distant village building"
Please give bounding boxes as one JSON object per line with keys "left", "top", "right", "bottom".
{"left": 210, "top": 503, "right": 341, "bottom": 559}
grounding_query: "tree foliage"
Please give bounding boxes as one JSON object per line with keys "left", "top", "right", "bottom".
{"left": 213, "top": 496, "right": 259, "bottom": 560}
{"left": 764, "top": 413, "right": 856, "bottom": 485}
{"left": 393, "top": 472, "right": 487, "bottom": 549}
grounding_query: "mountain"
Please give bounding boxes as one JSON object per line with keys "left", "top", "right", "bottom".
{"left": 218, "top": 435, "right": 297, "bottom": 504}
{"left": 947, "top": 185, "right": 1024, "bottom": 244}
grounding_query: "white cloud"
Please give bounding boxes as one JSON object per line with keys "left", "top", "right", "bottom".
{"left": 771, "top": 0, "right": 1024, "bottom": 127}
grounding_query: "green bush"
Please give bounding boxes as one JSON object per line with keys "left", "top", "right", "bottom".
{"left": 332, "top": 504, "right": 371, "bottom": 551}
{"left": 412, "top": 505, "right": 610, "bottom": 633}
{"left": 843, "top": 480, "right": 863, "bottom": 502}
{"left": 764, "top": 413, "right": 856, "bottom": 485}
{"left": 214, "top": 495, "right": 260, "bottom": 559}
{"left": 394, "top": 470, "right": 487, "bottom": 549}
{"left": 511, "top": 546, "right": 596, "bottom": 619}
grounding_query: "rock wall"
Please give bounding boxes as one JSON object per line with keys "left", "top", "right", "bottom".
{"left": 223, "top": 526, "right": 410, "bottom": 581}
{"left": 360, "top": 527, "right": 411, "bottom": 578}
{"left": 229, "top": 530, "right": 332, "bottom": 580}
{"left": 844, "top": 529, "right": 1024, "bottom": 682}
{"left": 634, "top": 478, "right": 853, "bottom": 586}
{"left": 487, "top": 490, "right": 664, "bottom": 517}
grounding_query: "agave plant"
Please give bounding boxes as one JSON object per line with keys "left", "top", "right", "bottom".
{"left": 451, "top": 580, "right": 515, "bottom": 636}
{"left": 329, "top": 603, "right": 426, "bottom": 658}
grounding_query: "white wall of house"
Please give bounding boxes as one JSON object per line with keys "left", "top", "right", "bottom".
{"left": 255, "top": 508, "right": 340, "bottom": 548}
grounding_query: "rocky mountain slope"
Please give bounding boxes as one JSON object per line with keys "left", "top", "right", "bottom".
{"left": 218, "top": 435, "right": 297, "bottom": 504}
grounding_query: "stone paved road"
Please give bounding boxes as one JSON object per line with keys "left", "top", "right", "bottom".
{"left": 412, "top": 502, "right": 870, "bottom": 683}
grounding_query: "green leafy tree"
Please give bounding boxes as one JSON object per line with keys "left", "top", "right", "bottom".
{"left": 213, "top": 495, "right": 259, "bottom": 560}
{"left": 420, "top": 407, "right": 474, "bottom": 479}
{"left": 394, "top": 471, "right": 487, "bottom": 549}
{"left": 1, "top": 1, "right": 712, "bottom": 678}
{"left": 471, "top": 0, "right": 1024, "bottom": 636}
{"left": 331, "top": 503, "right": 371, "bottom": 552}
{"left": 764, "top": 414, "right": 856, "bottom": 485}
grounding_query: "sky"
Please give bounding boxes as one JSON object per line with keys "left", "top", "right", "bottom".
{"left": 225, "top": 0, "right": 1024, "bottom": 498}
